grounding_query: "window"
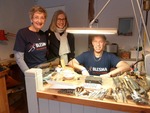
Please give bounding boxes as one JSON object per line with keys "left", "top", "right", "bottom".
{"left": 118, "top": 17, "right": 134, "bottom": 36}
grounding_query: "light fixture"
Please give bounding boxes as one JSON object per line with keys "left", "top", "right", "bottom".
{"left": 0, "top": 30, "right": 16, "bottom": 41}
{"left": 66, "top": 0, "right": 117, "bottom": 35}
{"left": 0, "top": 30, "right": 8, "bottom": 41}
{"left": 66, "top": 27, "right": 117, "bottom": 34}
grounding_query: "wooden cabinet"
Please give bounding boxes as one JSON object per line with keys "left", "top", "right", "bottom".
{"left": 0, "top": 69, "right": 10, "bottom": 113}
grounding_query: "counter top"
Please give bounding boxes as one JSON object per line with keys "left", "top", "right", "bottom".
{"left": 25, "top": 68, "right": 150, "bottom": 113}
{"left": 0, "top": 58, "right": 16, "bottom": 66}
{"left": 37, "top": 75, "right": 150, "bottom": 113}
{"left": 37, "top": 87, "right": 150, "bottom": 113}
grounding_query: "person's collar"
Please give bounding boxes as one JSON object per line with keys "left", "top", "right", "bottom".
{"left": 93, "top": 51, "right": 103, "bottom": 58}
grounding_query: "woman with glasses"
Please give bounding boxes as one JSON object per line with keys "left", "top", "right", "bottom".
{"left": 45, "top": 10, "right": 75, "bottom": 65}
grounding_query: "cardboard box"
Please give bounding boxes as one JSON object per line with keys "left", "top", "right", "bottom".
{"left": 120, "top": 51, "right": 130, "bottom": 59}
{"left": 130, "top": 50, "right": 142, "bottom": 59}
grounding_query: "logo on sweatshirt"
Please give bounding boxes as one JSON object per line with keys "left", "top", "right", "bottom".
{"left": 28, "top": 42, "right": 46, "bottom": 52}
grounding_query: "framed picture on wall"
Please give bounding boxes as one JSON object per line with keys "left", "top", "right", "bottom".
{"left": 117, "top": 17, "right": 134, "bottom": 36}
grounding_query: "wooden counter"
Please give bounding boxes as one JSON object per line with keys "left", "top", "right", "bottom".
{"left": 37, "top": 85, "right": 150, "bottom": 113}
{"left": 25, "top": 68, "right": 150, "bottom": 113}
{"left": 0, "top": 69, "right": 10, "bottom": 113}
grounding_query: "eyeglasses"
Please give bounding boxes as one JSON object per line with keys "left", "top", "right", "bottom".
{"left": 57, "top": 18, "right": 66, "bottom": 21}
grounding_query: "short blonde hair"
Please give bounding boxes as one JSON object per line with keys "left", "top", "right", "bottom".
{"left": 49, "top": 10, "right": 69, "bottom": 32}
{"left": 29, "top": 5, "right": 47, "bottom": 19}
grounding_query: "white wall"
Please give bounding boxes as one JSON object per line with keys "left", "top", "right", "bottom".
{"left": 42, "top": 6, "right": 65, "bottom": 31}
{"left": 94, "top": 0, "right": 150, "bottom": 52}
{"left": 36, "top": 0, "right": 150, "bottom": 55}
{"left": 0, "top": 0, "right": 35, "bottom": 60}
{"left": 0, "top": 0, "right": 150, "bottom": 60}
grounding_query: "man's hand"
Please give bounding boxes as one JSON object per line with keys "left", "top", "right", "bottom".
{"left": 81, "top": 67, "right": 90, "bottom": 76}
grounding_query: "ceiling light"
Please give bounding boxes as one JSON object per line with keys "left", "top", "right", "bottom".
{"left": 66, "top": 27, "right": 117, "bottom": 34}
{"left": 0, "top": 30, "right": 8, "bottom": 41}
{"left": 66, "top": 0, "right": 117, "bottom": 35}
